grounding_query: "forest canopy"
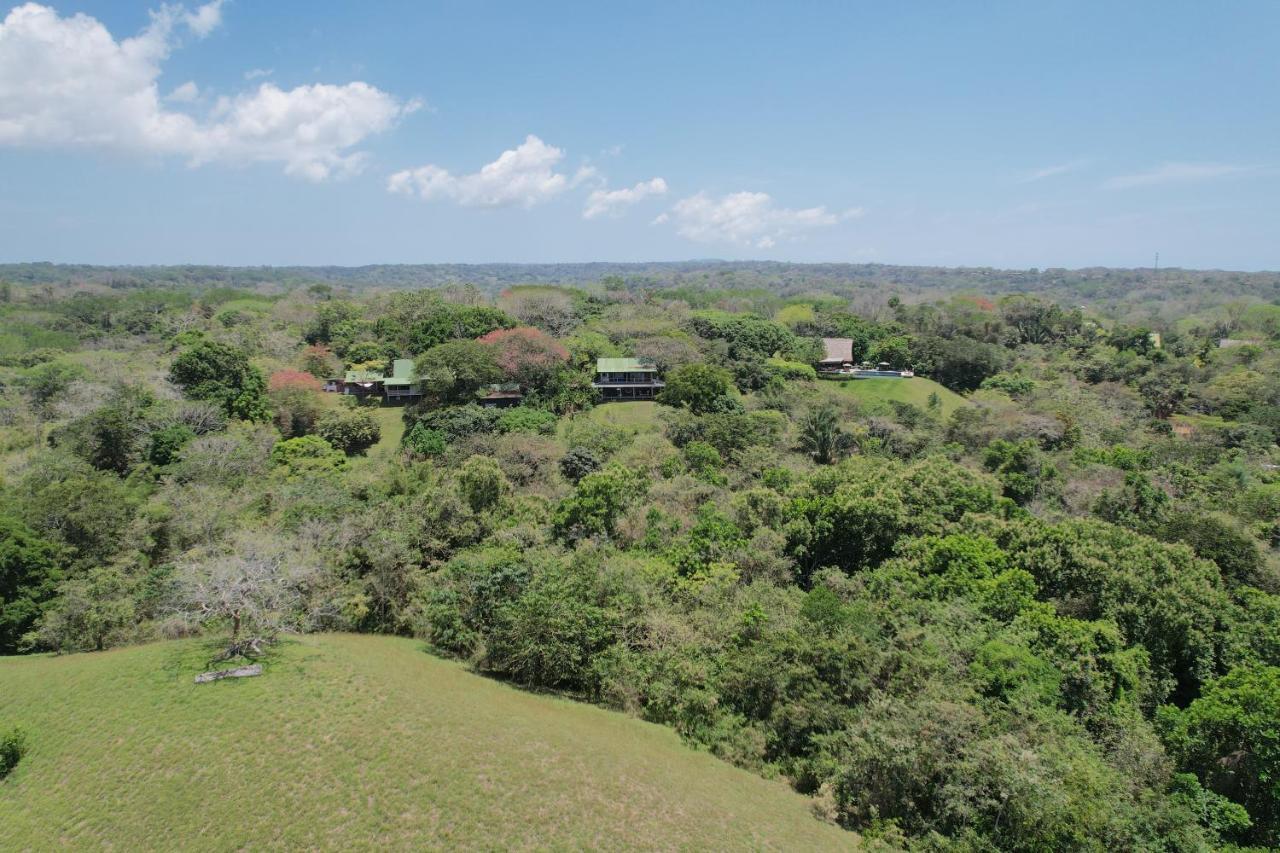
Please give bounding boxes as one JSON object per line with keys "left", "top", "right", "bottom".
{"left": 2, "top": 264, "right": 1280, "bottom": 849}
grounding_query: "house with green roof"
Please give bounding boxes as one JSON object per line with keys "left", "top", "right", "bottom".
{"left": 591, "top": 357, "right": 664, "bottom": 402}
{"left": 326, "top": 358, "right": 422, "bottom": 403}
{"left": 382, "top": 358, "right": 422, "bottom": 402}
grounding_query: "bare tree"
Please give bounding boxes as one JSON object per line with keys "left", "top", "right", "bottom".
{"left": 176, "top": 534, "right": 311, "bottom": 660}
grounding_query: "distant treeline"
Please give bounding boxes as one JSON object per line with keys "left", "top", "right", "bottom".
{"left": 3, "top": 261, "right": 1280, "bottom": 322}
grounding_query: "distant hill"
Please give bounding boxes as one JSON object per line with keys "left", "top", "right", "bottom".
{"left": 4, "top": 260, "right": 1278, "bottom": 321}
{"left": 0, "top": 634, "right": 856, "bottom": 850}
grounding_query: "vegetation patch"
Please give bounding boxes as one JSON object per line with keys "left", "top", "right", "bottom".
{"left": 0, "top": 635, "right": 854, "bottom": 850}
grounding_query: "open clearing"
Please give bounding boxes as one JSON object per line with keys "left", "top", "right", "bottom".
{"left": 819, "top": 376, "right": 967, "bottom": 417}
{"left": 579, "top": 400, "right": 664, "bottom": 434}
{"left": 0, "top": 634, "right": 856, "bottom": 850}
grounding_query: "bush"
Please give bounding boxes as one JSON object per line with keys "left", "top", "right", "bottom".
{"left": 765, "top": 357, "right": 817, "bottom": 381}
{"left": 270, "top": 435, "right": 346, "bottom": 475}
{"left": 457, "top": 456, "right": 510, "bottom": 513}
{"left": 316, "top": 408, "right": 381, "bottom": 455}
{"left": 169, "top": 341, "right": 270, "bottom": 422}
{"left": 560, "top": 447, "right": 601, "bottom": 483}
{"left": 657, "top": 363, "right": 735, "bottom": 414}
{"left": 409, "top": 405, "right": 500, "bottom": 443}
{"left": 148, "top": 423, "right": 196, "bottom": 466}
{"left": 0, "top": 727, "right": 26, "bottom": 779}
{"left": 404, "top": 424, "right": 447, "bottom": 457}
{"left": 497, "top": 407, "right": 559, "bottom": 435}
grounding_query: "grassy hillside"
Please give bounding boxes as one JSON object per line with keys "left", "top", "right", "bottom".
{"left": 577, "top": 400, "right": 664, "bottom": 434}
{"left": 819, "top": 377, "right": 967, "bottom": 417}
{"left": 0, "top": 635, "right": 856, "bottom": 850}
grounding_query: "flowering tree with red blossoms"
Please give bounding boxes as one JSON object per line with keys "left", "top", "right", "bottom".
{"left": 268, "top": 370, "right": 323, "bottom": 393}
{"left": 478, "top": 326, "right": 569, "bottom": 389}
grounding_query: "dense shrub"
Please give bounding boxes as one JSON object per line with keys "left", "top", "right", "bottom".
{"left": 316, "top": 408, "right": 381, "bottom": 455}
{"left": 0, "top": 727, "right": 26, "bottom": 779}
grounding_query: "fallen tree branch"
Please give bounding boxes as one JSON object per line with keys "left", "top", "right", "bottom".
{"left": 194, "top": 664, "right": 263, "bottom": 684}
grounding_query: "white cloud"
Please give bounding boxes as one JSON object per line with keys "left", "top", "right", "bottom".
{"left": 660, "top": 191, "right": 851, "bottom": 248}
{"left": 389, "top": 135, "right": 583, "bottom": 208}
{"left": 243, "top": 67, "right": 273, "bottom": 81}
{"left": 1103, "top": 162, "right": 1250, "bottom": 190}
{"left": 183, "top": 0, "right": 223, "bottom": 38}
{"left": 0, "top": 3, "right": 415, "bottom": 181}
{"left": 583, "top": 177, "right": 667, "bottom": 219}
{"left": 166, "top": 80, "right": 199, "bottom": 102}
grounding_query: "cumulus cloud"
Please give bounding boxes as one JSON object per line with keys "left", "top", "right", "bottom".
{"left": 243, "top": 67, "right": 273, "bottom": 81}
{"left": 658, "top": 191, "right": 855, "bottom": 248}
{"left": 1103, "top": 162, "right": 1251, "bottom": 190}
{"left": 0, "top": 3, "right": 415, "bottom": 181}
{"left": 583, "top": 177, "right": 667, "bottom": 219}
{"left": 166, "top": 80, "right": 200, "bottom": 103}
{"left": 388, "top": 135, "right": 592, "bottom": 208}
{"left": 183, "top": 0, "right": 223, "bottom": 38}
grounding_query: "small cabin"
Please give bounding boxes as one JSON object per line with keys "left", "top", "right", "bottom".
{"left": 478, "top": 383, "right": 524, "bottom": 408}
{"left": 341, "top": 368, "right": 385, "bottom": 400}
{"left": 383, "top": 359, "right": 423, "bottom": 403}
{"left": 592, "top": 357, "right": 664, "bottom": 401}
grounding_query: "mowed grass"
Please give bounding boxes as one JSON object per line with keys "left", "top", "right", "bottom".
{"left": 819, "top": 377, "right": 967, "bottom": 417}
{"left": 366, "top": 405, "right": 408, "bottom": 461}
{"left": 314, "top": 395, "right": 409, "bottom": 465}
{"left": 579, "top": 401, "right": 664, "bottom": 435}
{"left": 0, "top": 634, "right": 857, "bottom": 851}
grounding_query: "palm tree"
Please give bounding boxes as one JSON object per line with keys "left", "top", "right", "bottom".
{"left": 798, "top": 404, "right": 850, "bottom": 464}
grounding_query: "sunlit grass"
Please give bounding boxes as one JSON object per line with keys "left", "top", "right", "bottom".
{"left": 0, "top": 634, "right": 856, "bottom": 850}
{"left": 582, "top": 400, "right": 664, "bottom": 434}
{"left": 820, "top": 376, "right": 967, "bottom": 417}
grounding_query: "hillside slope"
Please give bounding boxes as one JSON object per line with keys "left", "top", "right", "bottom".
{"left": 820, "top": 376, "right": 967, "bottom": 417}
{"left": 0, "top": 634, "right": 857, "bottom": 850}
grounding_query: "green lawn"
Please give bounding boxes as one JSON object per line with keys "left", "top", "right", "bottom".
{"left": 0, "top": 634, "right": 857, "bottom": 850}
{"left": 366, "top": 405, "right": 408, "bottom": 461}
{"left": 580, "top": 401, "right": 664, "bottom": 434}
{"left": 819, "top": 377, "right": 967, "bottom": 417}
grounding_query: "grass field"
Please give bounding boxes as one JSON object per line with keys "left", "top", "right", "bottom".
{"left": 578, "top": 401, "right": 664, "bottom": 434}
{"left": 0, "top": 634, "right": 857, "bottom": 850}
{"left": 314, "top": 395, "right": 408, "bottom": 465}
{"left": 819, "top": 377, "right": 967, "bottom": 417}
{"left": 366, "top": 405, "right": 408, "bottom": 461}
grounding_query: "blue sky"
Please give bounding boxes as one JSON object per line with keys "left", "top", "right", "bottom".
{"left": 1, "top": 1, "right": 1277, "bottom": 269}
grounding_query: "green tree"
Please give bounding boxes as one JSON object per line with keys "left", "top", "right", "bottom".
{"left": 415, "top": 340, "right": 503, "bottom": 405}
{"left": 147, "top": 423, "right": 196, "bottom": 466}
{"left": 316, "top": 408, "right": 382, "bottom": 455}
{"left": 657, "top": 363, "right": 734, "bottom": 414}
{"left": 798, "top": 404, "right": 851, "bottom": 464}
{"left": 1160, "top": 665, "right": 1280, "bottom": 845}
{"left": 15, "top": 360, "right": 84, "bottom": 412}
{"left": 0, "top": 514, "right": 63, "bottom": 654}
{"left": 50, "top": 384, "right": 157, "bottom": 474}
{"left": 269, "top": 435, "right": 347, "bottom": 476}
{"left": 28, "top": 565, "right": 137, "bottom": 653}
{"left": 457, "top": 456, "right": 511, "bottom": 513}
{"left": 169, "top": 341, "right": 270, "bottom": 422}
{"left": 553, "top": 465, "right": 648, "bottom": 542}
{"left": 559, "top": 446, "right": 601, "bottom": 483}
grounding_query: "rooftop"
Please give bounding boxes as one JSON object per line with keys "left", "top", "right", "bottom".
{"left": 344, "top": 368, "right": 384, "bottom": 384}
{"left": 596, "top": 357, "right": 657, "bottom": 373}
{"left": 383, "top": 358, "right": 418, "bottom": 386}
{"left": 820, "top": 338, "right": 854, "bottom": 364}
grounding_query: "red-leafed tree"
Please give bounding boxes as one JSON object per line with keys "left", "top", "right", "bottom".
{"left": 478, "top": 326, "right": 569, "bottom": 389}
{"left": 300, "top": 344, "right": 338, "bottom": 379}
{"left": 268, "top": 370, "right": 323, "bottom": 393}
